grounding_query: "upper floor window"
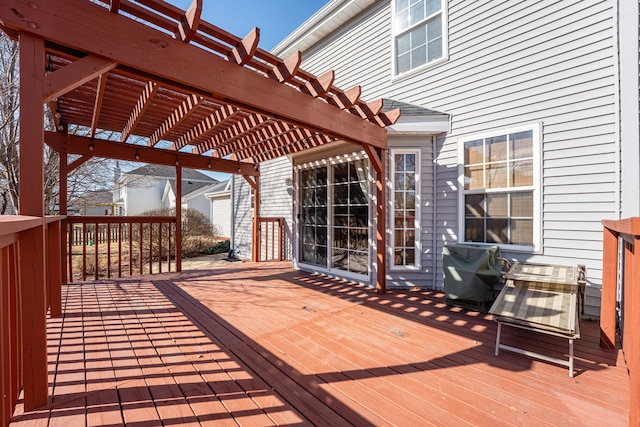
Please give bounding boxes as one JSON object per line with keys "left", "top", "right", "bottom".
{"left": 394, "top": 0, "right": 445, "bottom": 75}
{"left": 460, "top": 126, "right": 540, "bottom": 251}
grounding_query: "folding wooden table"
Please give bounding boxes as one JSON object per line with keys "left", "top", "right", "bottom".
{"left": 489, "top": 262, "right": 585, "bottom": 377}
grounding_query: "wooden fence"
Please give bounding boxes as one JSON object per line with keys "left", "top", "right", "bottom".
{"left": 600, "top": 217, "right": 639, "bottom": 427}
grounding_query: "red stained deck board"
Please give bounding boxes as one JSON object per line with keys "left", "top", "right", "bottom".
{"left": 9, "top": 262, "right": 631, "bottom": 427}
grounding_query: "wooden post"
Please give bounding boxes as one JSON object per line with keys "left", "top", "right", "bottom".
{"left": 59, "top": 152, "right": 68, "bottom": 287}
{"left": 47, "top": 220, "right": 62, "bottom": 316}
{"left": 362, "top": 144, "right": 387, "bottom": 294}
{"left": 252, "top": 176, "right": 260, "bottom": 262}
{"left": 18, "top": 33, "right": 49, "bottom": 410}
{"left": 628, "top": 238, "right": 639, "bottom": 427}
{"left": 175, "top": 166, "right": 182, "bottom": 272}
{"left": 600, "top": 226, "right": 618, "bottom": 349}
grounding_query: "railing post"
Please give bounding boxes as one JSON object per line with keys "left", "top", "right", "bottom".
{"left": 600, "top": 226, "right": 618, "bottom": 349}
{"left": 626, "top": 238, "right": 639, "bottom": 427}
{"left": 47, "top": 220, "right": 62, "bottom": 316}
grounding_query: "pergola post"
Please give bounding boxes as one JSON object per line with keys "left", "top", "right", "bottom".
{"left": 59, "top": 152, "right": 68, "bottom": 286}
{"left": 176, "top": 166, "right": 182, "bottom": 272}
{"left": 363, "top": 144, "right": 387, "bottom": 294}
{"left": 242, "top": 175, "right": 260, "bottom": 262}
{"left": 18, "top": 33, "right": 48, "bottom": 410}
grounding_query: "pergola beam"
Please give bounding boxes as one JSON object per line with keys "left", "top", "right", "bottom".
{"left": 228, "top": 27, "right": 259, "bottom": 66}
{"left": 43, "top": 55, "right": 117, "bottom": 103}
{"left": 0, "top": 0, "right": 388, "bottom": 149}
{"left": 44, "top": 131, "right": 258, "bottom": 176}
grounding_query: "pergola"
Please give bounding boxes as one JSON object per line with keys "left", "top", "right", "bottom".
{"left": 0, "top": 0, "right": 399, "bottom": 414}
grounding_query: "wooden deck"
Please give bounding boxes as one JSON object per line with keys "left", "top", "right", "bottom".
{"left": 10, "top": 262, "right": 629, "bottom": 426}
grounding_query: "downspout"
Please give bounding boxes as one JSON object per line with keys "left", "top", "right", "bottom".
{"left": 432, "top": 134, "right": 438, "bottom": 288}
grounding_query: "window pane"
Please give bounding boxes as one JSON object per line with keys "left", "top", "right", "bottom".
{"left": 405, "top": 172, "right": 415, "bottom": 190}
{"left": 510, "top": 130, "right": 533, "bottom": 159}
{"left": 405, "top": 154, "right": 416, "bottom": 171}
{"left": 511, "top": 192, "right": 533, "bottom": 217}
{"left": 465, "top": 218, "right": 484, "bottom": 242}
{"left": 510, "top": 219, "right": 533, "bottom": 245}
{"left": 394, "top": 249, "right": 405, "bottom": 266}
{"left": 406, "top": 190, "right": 416, "bottom": 209}
{"left": 395, "top": 154, "right": 406, "bottom": 171}
{"left": 465, "top": 194, "right": 484, "bottom": 217}
{"left": 350, "top": 182, "right": 367, "bottom": 204}
{"left": 426, "top": 0, "right": 440, "bottom": 15}
{"left": 349, "top": 251, "right": 368, "bottom": 274}
{"left": 486, "top": 162, "right": 507, "bottom": 188}
{"left": 405, "top": 249, "right": 416, "bottom": 265}
{"left": 427, "top": 39, "right": 442, "bottom": 62}
{"left": 409, "top": 1, "right": 425, "bottom": 26}
{"left": 486, "top": 194, "right": 508, "bottom": 217}
{"left": 464, "top": 139, "right": 484, "bottom": 164}
{"left": 397, "top": 0, "right": 409, "bottom": 12}
{"left": 334, "top": 183, "right": 348, "bottom": 204}
{"left": 332, "top": 249, "right": 348, "bottom": 269}
{"left": 486, "top": 219, "right": 508, "bottom": 244}
{"left": 412, "top": 24, "right": 426, "bottom": 46}
{"left": 487, "top": 135, "right": 507, "bottom": 162}
{"left": 395, "top": 172, "right": 406, "bottom": 189}
{"left": 395, "top": 191, "right": 405, "bottom": 209}
{"left": 397, "top": 53, "right": 411, "bottom": 74}
{"left": 411, "top": 46, "right": 427, "bottom": 71}
{"left": 397, "top": 32, "right": 411, "bottom": 55}
{"left": 395, "top": 9, "right": 410, "bottom": 32}
{"left": 426, "top": 14, "right": 441, "bottom": 40}
{"left": 394, "top": 230, "right": 404, "bottom": 246}
{"left": 511, "top": 160, "right": 533, "bottom": 187}
{"left": 405, "top": 230, "right": 415, "bottom": 246}
{"left": 464, "top": 165, "right": 484, "bottom": 190}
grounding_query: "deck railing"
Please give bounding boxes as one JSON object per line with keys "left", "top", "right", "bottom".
{"left": 0, "top": 215, "right": 65, "bottom": 425}
{"left": 66, "top": 216, "right": 178, "bottom": 282}
{"left": 259, "top": 217, "right": 284, "bottom": 261}
{"left": 600, "top": 217, "right": 639, "bottom": 427}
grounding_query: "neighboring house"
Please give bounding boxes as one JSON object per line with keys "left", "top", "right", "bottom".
{"left": 70, "top": 188, "right": 115, "bottom": 215}
{"left": 204, "top": 179, "right": 232, "bottom": 238}
{"left": 232, "top": 0, "right": 639, "bottom": 318}
{"left": 114, "top": 164, "right": 219, "bottom": 221}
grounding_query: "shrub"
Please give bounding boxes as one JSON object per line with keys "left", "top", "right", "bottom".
{"left": 203, "top": 239, "right": 230, "bottom": 255}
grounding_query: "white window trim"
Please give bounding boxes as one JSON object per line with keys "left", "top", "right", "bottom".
{"left": 457, "top": 123, "right": 543, "bottom": 253}
{"left": 391, "top": 0, "right": 449, "bottom": 80}
{"left": 389, "top": 149, "right": 422, "bottom": 271}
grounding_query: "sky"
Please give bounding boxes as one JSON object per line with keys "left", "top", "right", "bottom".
{"left": 169, "top": 0, "right": 328, "bottom": 50}
{"left": 165, "top": 0, "right": 328, "bottom": 180}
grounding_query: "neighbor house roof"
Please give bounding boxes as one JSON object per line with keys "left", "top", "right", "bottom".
{"left": 126, "top": 164, "right": 217, "bottom": 183}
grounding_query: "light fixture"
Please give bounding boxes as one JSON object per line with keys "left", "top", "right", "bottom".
{"left": 175, "top": 157, "right": 180, "bottom": 166}
{"left": 135, "top": 150, "right": 140, "bottom": 160}
{"left": 89, "top": 142, "right": 94, "bottom": 151}
{"left": 237, "top": 167, "right": 241, "bottom": 173}
{"left": 207, "top": 160, "right": 211, "bottom": 169}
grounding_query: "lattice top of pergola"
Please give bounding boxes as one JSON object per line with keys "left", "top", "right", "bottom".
{"left": 1, "top": 0, "right": 399, "bottom": 175}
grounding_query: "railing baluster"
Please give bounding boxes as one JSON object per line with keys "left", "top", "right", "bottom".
{"left": 106, "top": 223, "right": 111, "bottom": 279}
{"left": 158, "top": 221, "right": 162, "bottom": 274}
{"left": 82, "top": 223, "right": 87, "bottom": 281}
{"left": 94, "top": 222, "right": 99, "bottom": 281}
{"left": 118, "top": 223, "right": 122, "bottom": 278}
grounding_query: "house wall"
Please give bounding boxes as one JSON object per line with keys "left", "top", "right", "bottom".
{"left": 186, "top": 195, "right": 211, "bottom": 222}
{"left": 290, "top": 0, "right": 619, "bottom": 317}
{"left": 232, "top": 157, "right": 294, "bottom": 261}
{"left": 124, "top": 177, "right": 165, "bottom": 215}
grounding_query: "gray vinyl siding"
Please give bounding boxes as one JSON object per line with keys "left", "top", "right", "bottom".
{"left": 231, "top": 175, "right": 253, "bottom": 260}
{"left": 231, "top": 158, "right": 294, "bottom": 261}
{"left": 295, "top": 0, "right": 618, "bottom": 317}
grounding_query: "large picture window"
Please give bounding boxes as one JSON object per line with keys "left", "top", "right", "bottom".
{"left": 461, "top": 127, "right": 539, "bottom": 249}
{"left": 391, "top": 150, "right": 420, "bottom": 268}
{"left": 394, "top": 0, "right": 445, "bottom": 75}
